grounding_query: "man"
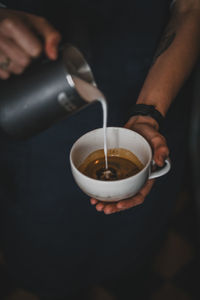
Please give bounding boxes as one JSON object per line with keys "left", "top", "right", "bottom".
{"left": 0, "top": 0, "right": 199, "bottom": 299}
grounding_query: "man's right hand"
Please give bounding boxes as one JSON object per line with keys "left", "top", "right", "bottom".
{"left": 0, "top": 8, "right": 61, "bottom": 79}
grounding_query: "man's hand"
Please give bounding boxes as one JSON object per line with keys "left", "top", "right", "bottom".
{"left": 0, "top": 8, "right": 61, "bottom": 79}
{"left": 90, "top": 115, "right": 169, "bottom": 214}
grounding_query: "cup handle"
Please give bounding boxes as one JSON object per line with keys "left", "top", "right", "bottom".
{"left": 149, "top": 158, "right": 171, "bottom": 180}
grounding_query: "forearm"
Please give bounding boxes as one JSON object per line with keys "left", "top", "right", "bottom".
{"left": 137, "top": 2, "right": 200, "bottom": 117}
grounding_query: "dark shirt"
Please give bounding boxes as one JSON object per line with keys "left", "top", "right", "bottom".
{"left": 1, "top": 1, "right": 188, "bottom": 298}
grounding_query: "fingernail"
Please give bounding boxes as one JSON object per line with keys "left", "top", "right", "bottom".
{"left": 90, "top": 199, "right": 97, "bottom": 205}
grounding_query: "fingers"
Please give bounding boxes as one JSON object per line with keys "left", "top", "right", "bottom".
{"left": 91, "top": 200, "right": 121, "bottom": 215}
{"left": 0, "top": 67, "right": 9, "bottom": 79}
{"left": 0, "top": 11, "right": 61, "bottom": 79}
{"left": 90, "top": 179, "right": 155, "bottom": 214}
{"left": 0, "top": 17, "right": 43, "bottom": 58}
{"left": 125, "top": 116, "right": 170, "bottom": 167}
{"left": 90, "top": 198, "right": 98, "bottom": 205}
{"left": 0, "top": 16, "right": 42, "bottom": 78}
{"left": 150, "top": 135, "right": 169, "bottom": 166}
{"left": 117, "top": 179, "right": 154, "bottom": 209}
{"left": 0, "top": 34, "right": 30, "bottom": 66}
{"left": 28, "top": 15, "right": 62, "bottom": 60}
{"left": 0, "top": 33, "right": 31, "bottom": 77}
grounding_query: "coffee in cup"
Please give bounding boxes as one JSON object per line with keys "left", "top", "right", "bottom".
{"left": 78, "top": 148, "right": 144, "bottom": 181}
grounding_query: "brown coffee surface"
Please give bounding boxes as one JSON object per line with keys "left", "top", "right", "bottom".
{"left": 78, "top": 148, "right": 144, "bottom": 181}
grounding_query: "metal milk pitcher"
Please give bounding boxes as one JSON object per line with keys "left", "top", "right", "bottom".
{"left": 0, "top": 45, "right": 96, "bottom": 139}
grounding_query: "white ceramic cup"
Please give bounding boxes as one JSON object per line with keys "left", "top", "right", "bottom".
{"left": 70, "top": 127, "right": 171, "bottom": 202}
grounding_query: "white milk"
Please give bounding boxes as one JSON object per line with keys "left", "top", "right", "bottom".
{"left": 72, "top": 76, "right": 108, "bottom": 170}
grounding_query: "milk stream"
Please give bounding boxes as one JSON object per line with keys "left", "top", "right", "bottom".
{"left": 72, "top": 76, "right": 108, "bottom": 170}
{"left": 98, "top": 98, "right": 108, "bottom": 170}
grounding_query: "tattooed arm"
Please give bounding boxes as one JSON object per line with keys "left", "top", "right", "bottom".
{"left": 92, "top": 0, "right": 200, "bottom": 214}
{"left": 136, "top": 0, "right": 200, "bottom": 115}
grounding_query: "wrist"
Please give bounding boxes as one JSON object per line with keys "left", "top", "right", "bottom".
{"left": 129, "top": 104, "right": 165, "bottom": 129}
{"left": 137, "top": 100, "right": 168, "bottom": 117}
{"left": 128, "top": 115, "right": 160, "bottom": 130}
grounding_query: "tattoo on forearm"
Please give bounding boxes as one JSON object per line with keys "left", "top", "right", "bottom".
{"left": 152, "top": 0, "right": 200, "bottom": 64}
{"left": 152, "top": 3, "right": 178, "bottom": 64}
{"left": 153, "top": 32, "right": 176, "bottom": 61}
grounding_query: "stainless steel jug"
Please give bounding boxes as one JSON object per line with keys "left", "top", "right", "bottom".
{"left": 0, "top": 45, "right": 96, "bottom": 139}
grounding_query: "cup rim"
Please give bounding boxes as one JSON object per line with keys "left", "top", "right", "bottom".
{"left": 69, "top": 127, "right": 152, "bottom": 184}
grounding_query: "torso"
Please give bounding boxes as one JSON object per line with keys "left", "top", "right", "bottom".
{"left": 0, "top": 1, "right": 177, "bottom": 295}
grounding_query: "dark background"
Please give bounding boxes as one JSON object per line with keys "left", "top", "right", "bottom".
{"left": 0, "top": 63, "right": 199, "bottom": 300}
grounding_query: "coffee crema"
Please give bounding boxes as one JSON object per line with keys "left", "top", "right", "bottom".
{"left": 78, "top": 148, "right": 144, "bottom": 181}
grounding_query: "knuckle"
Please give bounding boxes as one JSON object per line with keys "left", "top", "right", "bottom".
{"left": 0, "top": 72, "right": 10, "bottom": 79}
{"left": 20, "top": 56, "right": 31, "bottom": 67}
{"left": 37, "top": 16, "right": 61, "bottom": 37}
{"left": 120, "top": 202, "right": 131, "bottom": 210}
{"left": 12, "top": 66, "right": 24, "bottom": 75}
{"left": 30, "top": 44, "right": 42, "bottom": 57}
{"left": 160, "top": 135, "right": 167, "bottom": 144}
{"left": 37, "top": 16, "right": 47, "bottom": 24}
{"left": 0, "top": 17, "right": 16, "bottom": 30}
{"left": 17, "top": 67, "right": 24, "bottom": 74}
{"left": 54, "top": 30, "right": 62, "bottom": 40}
{"left": 38, "top": 16, "right": 55, "bottom": 30}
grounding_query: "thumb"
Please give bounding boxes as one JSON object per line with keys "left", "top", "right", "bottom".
{"left": 150, "top": 135, "right": 169, "bottom": 167}
{"left": 29, "top": 15, "right": 62, "bottom": 60}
